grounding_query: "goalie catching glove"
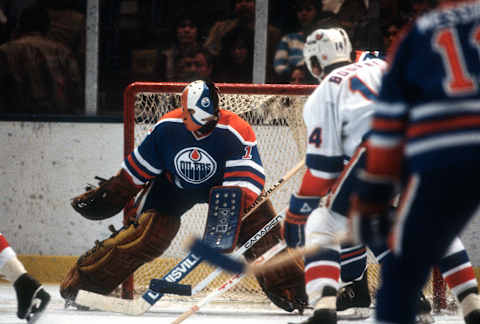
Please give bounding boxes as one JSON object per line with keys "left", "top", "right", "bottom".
{"left": 71, "top": 169, "right": 142, "bottom": 220}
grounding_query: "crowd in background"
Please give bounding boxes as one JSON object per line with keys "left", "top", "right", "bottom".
{"left": 0, "top": 0, "right": 437, "bottom": 115}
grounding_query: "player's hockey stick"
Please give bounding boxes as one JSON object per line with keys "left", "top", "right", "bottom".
{"left": 187, "top": 231, "right": 349, "bottom": 277}
{"left": 75, "top": 207, "right": 287, "bottom": 315}
{"left": 171, "top": 241, "right": 287, "bottom": 324}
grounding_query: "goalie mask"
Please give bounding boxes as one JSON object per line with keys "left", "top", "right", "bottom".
{"left": 182, "top": 80, "right": 219, "bottom": 133}
{"left": 303, "top": 28, "right": 352, "bottom": 81}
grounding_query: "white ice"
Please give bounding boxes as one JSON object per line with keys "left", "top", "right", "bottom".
{"left": 0, "top": 284, "right": 466, "bottom": 324}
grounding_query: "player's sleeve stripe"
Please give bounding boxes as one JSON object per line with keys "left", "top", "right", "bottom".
{"left": 222, "top": 180, "right": 262, "bottom": 196}
{"left": 411, "top": 99, "right": 480, "bottom": 120}
{"left": 373, "top": 102, "right": 407, "bottom": 117}
{"left": 122, "top": 163, "right": 145, "bottom": 186}
{"left": 298, "top": 168, "right": 337, "bottom": 197}
{"left": 306, "top": 154, "right": 344, "bottom": 173}
{"left": 223, "top": 171, "right": 265, "bottom": 187}
{"left": 371, "top": 117, "right": 406, "bottom": 132}
{"left": 365, "top": 142, "right": 403, "bottom": 177}
{"left": 133, "top": 148, "right": 162, "bottom": 174}
{"left": 224, "top": 165, "right": 265, "bottom": 180}
{"left": 225, "top": 159, "right": 264, "bottom": 175}
{"left": 127, "top": 154, "right": 156, "bottom": 180}
{"left": 368, "top": 134, "right": 403, "bottom": 148}
{"left": 407, "top": 116, "right": 480, "bottom": 138}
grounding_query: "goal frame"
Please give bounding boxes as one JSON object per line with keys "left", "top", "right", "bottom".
{"left": 122, "top": 81, "right": 448, "bottom": 311}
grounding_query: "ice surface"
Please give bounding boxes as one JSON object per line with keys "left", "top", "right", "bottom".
{"left": 0, "top": 284, "right": 466, "bottom": 324}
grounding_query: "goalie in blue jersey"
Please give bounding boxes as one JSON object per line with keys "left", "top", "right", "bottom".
{"left": 60, "top": 80, "right": 307, "bottom": 313}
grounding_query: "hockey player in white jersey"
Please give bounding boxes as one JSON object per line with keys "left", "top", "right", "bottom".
{"left": 283, "top": 27, "right": 385, "bottom": 324}
{"left": 284, "top": 27, "right": 480, "bottom": 324}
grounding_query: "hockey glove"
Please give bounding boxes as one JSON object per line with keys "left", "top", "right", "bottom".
{"left": 348, "top": 170, "right": 397, "bottom": 246}
{"left": 283, "top": 194, "right": 320, "bottom": 248}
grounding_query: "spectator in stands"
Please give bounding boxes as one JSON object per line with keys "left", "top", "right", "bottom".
{"left": 289, "top": 65, "right": 317, "bottom": 85}
{"left": 160, "top": 12, "right": 203, "bottom": 81}
{"left": 174, "top": 48, "right": 214, "bottom": 82}
{"left": 273, "top": 0, "right": 320, "bottom": 83}
{"left": 204, "top": 0, "right": 281, "bottom": 83}
{"left": 0, "top": 4, "right": 83, "bottom": 114}
{"left": 382, "top": 19, "right": 404, "bottom": 54}
{"left": 213, "top": 29, "right": 253, "bottom": 83}
{"left": 38, "top": 0, "right": 86, "bottom": 76}
{"left": 316, "top": 0, "right": 383, "bottom": 51}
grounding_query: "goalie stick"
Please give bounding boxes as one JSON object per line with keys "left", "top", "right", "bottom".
{"left": 171, "top": 241, "right": 287, "bottom": 324}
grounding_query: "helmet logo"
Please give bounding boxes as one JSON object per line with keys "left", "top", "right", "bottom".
{"left": 201, "top": 97, "right": 210, "bottom": 108}
{"left": 315, "top": 33, "right": 324, "bottom": 40}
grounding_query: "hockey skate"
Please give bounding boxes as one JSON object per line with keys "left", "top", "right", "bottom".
{"left": 289, "top": 287, "right": 337, "bottom": 324}
{"left": 292, "top": 308, "right": 337, "bottom": 324}
{"left": 415, "top": 292, "right": 433, "bottom": 324}
{"left": 336, "top": 273, "right": 371, "bottom": 319}
{"left": 13, "top": 274, "right": 51, "bottom": 323}
{"left": 461, "top": 293, "right": 480, "bottom": 324}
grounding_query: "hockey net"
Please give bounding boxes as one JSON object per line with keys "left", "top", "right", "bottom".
{"left": 123, "top": 82, "right": 450, "bottom": 310}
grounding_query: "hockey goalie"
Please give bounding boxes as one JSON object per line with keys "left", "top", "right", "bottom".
{"left": 60, "top": 80, "right": 307, "bottom": 313}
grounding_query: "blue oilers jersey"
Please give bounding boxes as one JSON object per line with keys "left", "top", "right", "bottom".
{"left": 367, "top": 1, "right": 480, "bottom": 177}
{"left": 122, "top": 108, "right": 265, "bottom": 202}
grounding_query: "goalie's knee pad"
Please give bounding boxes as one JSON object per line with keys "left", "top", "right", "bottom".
{"left": 60, "top": 209, "right": 180, "bottom": 300}
{"left": 237, "top": 199, "right": 307, "bottom": 312}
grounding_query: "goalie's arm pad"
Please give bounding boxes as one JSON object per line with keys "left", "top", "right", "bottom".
{"left": 71, "top": 169, "right": 142, "bottom": 220}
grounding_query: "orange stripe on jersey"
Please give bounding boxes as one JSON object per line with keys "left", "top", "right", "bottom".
{"left": 305, "top": 265, "right": 340, "bottom": 282}
{"left": 217, "top": 110, "right": 256, "bottom": 142}
{"left": 340, "top": 247, "right": 367, "bottom": 260}
{"left": 161, "top": 108, "right": 183, "bottom": 120}
{"left": 298, "top": 169, "right": 336, "bottom": 197}
{"left": 371, "top": 117, "right": 406, "bottom": 132}
{"left": 127, "top": 155, "right": 154, "bottom": 180}
{"left": 223, "top": 171, "right": 265, "bottom": 187}
{"left": 444, "top": 267, "right": 476, "bottom": 288}
{"left": 407, "top": 116, "right": 480, "bottom": 138}
{"left": 366, "top": 143, "right": 403, "bottom": 178}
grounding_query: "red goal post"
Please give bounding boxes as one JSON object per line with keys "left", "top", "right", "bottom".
{"left": 122, "top": 81, "right": 449, "bottom": 310}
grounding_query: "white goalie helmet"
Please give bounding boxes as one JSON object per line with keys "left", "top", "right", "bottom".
{"left": 303, "top": 28, "right": 352, "bottom": 80}
{"left": 181, "top": 80, "right": 219, "bottom": 132}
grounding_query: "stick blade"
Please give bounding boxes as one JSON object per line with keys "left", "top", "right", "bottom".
{"left": 75, "top": 290, "right": 150, "bottom": 315}
{"left": 188, "top": 238, "right": 246, "bottom": 274}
